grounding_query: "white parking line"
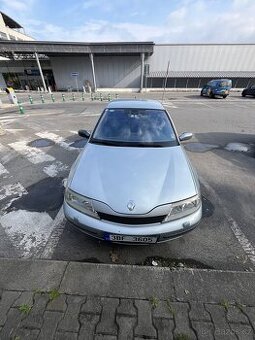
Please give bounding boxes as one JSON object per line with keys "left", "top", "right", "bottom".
{"left": 43, "top": 161, "right": 69, "bottom": 177}
{"left": 40, "top": 206, "right": 65, "bottom": 259}
{"left": 163, "top": 103, "right": 178, "bottom": 109}
{"left": 36, "top": 131, "right": 78, "bottom": 151}
{"left": 194, "top": 102, "right": 214, "bottom": 108}
{"left": 5, "top": 129, "right": 25, "bottom": 134}
{"left": 1, "top": 209, "right": 54, "bottom": 258}
{"left": 0, "top": 162, "right": 9, "bottom": 175}
{"left": 9, "top": 140, "right": 55, "bottom": 164}
{"left": 200, "top": 176, "right": 255, "bottom": 267}
{"left": 0, "top": 182, "right": 28, "bottom": 214}
{"left": 0, "top": 143, "right": 17, "bottom": 165}
{"left": 84, "top": 113, "right": 101, "bottom": 117}
{"left": 0, "top": 182, "right": 27, "bottom": 201}
{"left": 8, "top": 139, "right": 69, "bottom": 177}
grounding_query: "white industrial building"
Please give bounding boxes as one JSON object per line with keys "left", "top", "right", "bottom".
{"left": 0, "top": 14, "right": 255, "bottom": 91}
{"left": 0, "top": 11, "right": 34, "bottom": 41}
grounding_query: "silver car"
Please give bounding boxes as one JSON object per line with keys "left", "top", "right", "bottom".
{"left": 64, "top": 99, "right": 202, "bottom": 244}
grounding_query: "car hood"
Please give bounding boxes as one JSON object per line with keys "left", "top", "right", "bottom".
{"left": 69, "top": 143, "right": 197, "bottom": 215}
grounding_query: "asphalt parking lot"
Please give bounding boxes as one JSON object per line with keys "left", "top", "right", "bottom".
{"left": 0, "top": 91, "right": 255, "bottom": 271}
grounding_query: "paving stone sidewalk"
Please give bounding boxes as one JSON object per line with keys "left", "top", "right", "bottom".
{"left": 0, "top": 259, "right": 255, "bottom": 340}
{"left": 1, "top": 290, "right": 255, "bottom": 339}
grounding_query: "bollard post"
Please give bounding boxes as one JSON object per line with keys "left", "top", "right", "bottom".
{"left": 108, "top": 93, "right": 111, "bottom": 101}
{"left": 62, "top": 93, "right": 65, "bottom": 102}
{"left": 51, "top": 93, "right": 55, "bottom": 102}
{"left": 115, "top": 93, "right": 118, "bottom": 99}
{"left": 81, "top": 93, "right": 85, "bottom": 101}
{"left": 17, "top": 101, "right": 25, "bottom": 114}
{"left": 72, "top": 93, "right": 75, "bottom": 101}
{"left": 40, "top": 94, "right": 45, "bottom": 103}
{"left": 100, "top": 92, "right": 103, "bottom": 101}
{"left": 28, "top": 95, "right": 33, "bottom": 104}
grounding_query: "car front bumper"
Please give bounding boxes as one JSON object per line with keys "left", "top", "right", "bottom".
{"left": 214, "top": 90, "right": 229, "bottom": 96}
{"left": 63, "top": 200, "right": 202, "bottom": 243}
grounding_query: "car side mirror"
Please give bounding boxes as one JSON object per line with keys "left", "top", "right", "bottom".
{"left": 78, "top": 129, "right": 90, "bottom": 138}
{"left": 179, "top": 132, "right": 193, "bottom": 142}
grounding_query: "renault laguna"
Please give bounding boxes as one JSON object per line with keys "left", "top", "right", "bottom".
{"left": 64, "top": 99, "right": 202, "bottom": 244}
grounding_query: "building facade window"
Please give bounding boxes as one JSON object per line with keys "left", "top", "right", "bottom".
{"left": 0, "top": 31, "right": 8, "bottom": 40}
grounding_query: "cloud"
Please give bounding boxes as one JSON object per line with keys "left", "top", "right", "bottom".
{"left": 82, "top": 0, "right": 116, "bottom": 12}
{"left": 0, "top": 0, "right": 35, "bottom": 12}
{"left": 27, "top": 19, "right": 166, "bottom": 42}
{"left": 2, "top": 0, "right": 255, "bottom": 43}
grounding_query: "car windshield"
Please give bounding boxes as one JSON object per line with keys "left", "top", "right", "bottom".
{"left": 218, "top": 81, "right": 230, "bottom": 87}
{"left": 207, "top": 80, "right": 231, "bottom": 87}
{"left": 91, "top": 108, "right": 178, "bottom": 147}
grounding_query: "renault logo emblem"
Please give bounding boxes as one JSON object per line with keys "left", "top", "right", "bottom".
{"left": 127, "top": 200, "right": 136, "bottom": 211}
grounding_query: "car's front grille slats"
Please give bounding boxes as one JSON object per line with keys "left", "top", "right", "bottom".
{"left": 97, "top": 212, "right": 166, "bottom": 225}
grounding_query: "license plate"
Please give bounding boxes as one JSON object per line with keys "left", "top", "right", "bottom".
{"left": 104, "top": 234, "right": 157, "bottom": 243}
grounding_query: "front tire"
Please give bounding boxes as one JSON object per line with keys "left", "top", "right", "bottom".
{"left": 223, "top": 95, "right": 227, "bottom": 99}
{"left": 200, "top": 90, "right": 203, "bottom": 96}
{"left": 242, "top": 92, "right": 246, "bottom": 97}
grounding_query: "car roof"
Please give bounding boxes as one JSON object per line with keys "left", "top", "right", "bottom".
{"left": 106, "top": 99, "right": 165, "bottom": 110}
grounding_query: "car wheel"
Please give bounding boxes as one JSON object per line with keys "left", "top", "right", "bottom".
{"left": 242, "top": 92, "right": 246, "bottom": 97}
{"left": 200, "top": 90, "right": 203, "bottom": 96}
{"left": 223, "top": 95, "right": 227, "bottom": 99}
{"left": 209, "top": 91, "right": 214, "bottom": 98}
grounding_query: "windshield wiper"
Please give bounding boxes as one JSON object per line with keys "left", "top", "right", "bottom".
{"left": 90, "top": 139, "right": 121, "bottom": 146}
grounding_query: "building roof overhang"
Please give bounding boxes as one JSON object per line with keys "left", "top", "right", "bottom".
{"left": 0, "top": 40, "right": 154, "bottom": 57}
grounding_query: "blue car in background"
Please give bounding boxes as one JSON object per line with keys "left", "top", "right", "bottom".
{"left": 200, "top": 79, "right": 232, "bottom": 98}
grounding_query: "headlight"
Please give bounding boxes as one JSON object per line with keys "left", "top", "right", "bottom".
{"left": 65, "top": 188, "right": 99, "bottom": 219}
{"left": 163, "top": 195, "right": 201, "bottom": 222}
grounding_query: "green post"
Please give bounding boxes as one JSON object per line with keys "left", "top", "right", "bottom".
{"left": 28, "top": 95, "right": 33, "bottom": 104}
{"left": 51, "top": 93, "right": 55, "bottom": 102}
{"left": 40, "top": 94, "right": 45, "bottom": 103}
{"left": 81, "top": 93, "right": 85, "bottom": 101}
{"left": 17, "top": 101, "right": 24, "bottom": 114}
{"left": 108, "top": 93, "right": 111, "bottom": 101}
{"left": 62, "top": 93, "right": 65, "bottom": 102}
{"left": 100, "top": 92, "right": 103, "bottom": 101}
{"left": 115, "top": 93, "right": 118, "bottom": 99}
{"left": 72, "top": 93, "right": 75, "bottom": 101}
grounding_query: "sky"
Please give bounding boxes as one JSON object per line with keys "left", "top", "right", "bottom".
{"left": 1, "top": 0, "right": 255, "bottom": 43}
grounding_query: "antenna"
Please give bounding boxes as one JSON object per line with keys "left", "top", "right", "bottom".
{"left": 161, "top": 60, "right": 170, "bottom": 103}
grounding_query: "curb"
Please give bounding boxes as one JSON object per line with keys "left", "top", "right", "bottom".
{"left": 0, "top": 258, "right": 254, "bottom": 305}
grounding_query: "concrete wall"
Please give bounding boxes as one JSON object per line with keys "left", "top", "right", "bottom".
{"left": 50, "top": 55, "right": 141, "bottom": 90}
{"left": 50, "top": 56, "right": 93, "bottom": 91}
{"left": 95, "top": 56, "right": 141, "bottom": 88}
{"left": 149, "top": 44, "right": 255, "bottom": 72}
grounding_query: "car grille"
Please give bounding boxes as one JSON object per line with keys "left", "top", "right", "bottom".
{"left": 97, "top": 212, "right": 166, "bottom": 225}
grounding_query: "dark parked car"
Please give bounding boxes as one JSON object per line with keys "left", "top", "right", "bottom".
{"left": 200, "top": 79, "right": 232, "bottom": 98}
{"left": 242, "top": 85, "right": 255, "bottom": 97}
